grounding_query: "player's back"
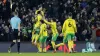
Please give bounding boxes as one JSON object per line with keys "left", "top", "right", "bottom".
{"left": 35, "top": 22, "right": 40, "bottom": 29}
{"left": 36, "top": 14, "right": 42, "bottom": 21}
{"left": 35, "top": 22, "right": 40, "bottom": 28}
{"left": 40, "top": 23, "right": 47, "bottom": 36}
{"left": 51, "top": 22, "right": 58, "bottom": 35}
{"left": 65, "top": 18, "right": 76, "bottom": 33}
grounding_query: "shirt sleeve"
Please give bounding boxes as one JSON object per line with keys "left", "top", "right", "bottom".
{"left": 44, "top": 19, "right": 51, "bottom": 25}
{"left": 62, "top": 20, "right": 66, "bottom": 34}
{"left": 41, "top": 11, "right": 44, "bottom": 16}
{"left": 18, "top": 18, "right": 21, "bottom": 24}
{"left": 73, "top": 20, "right": 77, "bottom": 33}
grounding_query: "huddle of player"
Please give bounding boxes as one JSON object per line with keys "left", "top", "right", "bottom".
{"left": 31, "top": 7, "right": 77, "bottom": 53}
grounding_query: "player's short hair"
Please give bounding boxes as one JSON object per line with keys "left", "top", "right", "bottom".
{"left": 52, "top": 18, "right": 56, "bottom": 22}
{"left": 13, "top": 12, "right": 18, "bottom": 16}
{"left": 37, "top": 11, "right": 41, "bottom": 14}
{"left": 68, "top": 12, "right": 72, "bottom": 17}
{"left": 40, "top": 20, "right": 44, "bottom": 23}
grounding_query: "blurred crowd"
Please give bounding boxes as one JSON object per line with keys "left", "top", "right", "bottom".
{"left": 0, "top": 0, "right": 100, "bottom": 42}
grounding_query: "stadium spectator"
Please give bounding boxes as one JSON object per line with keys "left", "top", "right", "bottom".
{"left": 0, "top": 0, "right": 100, "bottom": 42}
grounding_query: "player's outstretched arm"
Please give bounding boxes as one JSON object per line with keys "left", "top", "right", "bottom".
{"left": 43, "top": 19, "right": 51, "bottom": 25}
{"left": 62, "top": 20, "right": 66, "bottom": 34}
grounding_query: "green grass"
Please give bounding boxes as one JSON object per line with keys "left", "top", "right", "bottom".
{"left": 0, "top": 52, "right": 100, "bottom": 56}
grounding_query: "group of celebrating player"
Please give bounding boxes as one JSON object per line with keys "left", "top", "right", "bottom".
{"left": 31, "top": 6, "right": 77, "bottom": 53}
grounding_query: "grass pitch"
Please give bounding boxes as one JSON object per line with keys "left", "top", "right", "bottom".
{"left": 0, "top": 52, "right": 100, "bottom": 56}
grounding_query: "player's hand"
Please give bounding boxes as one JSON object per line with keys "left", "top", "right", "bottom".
{"left": 18, "top": 32, "right": 20, "bottom": 36}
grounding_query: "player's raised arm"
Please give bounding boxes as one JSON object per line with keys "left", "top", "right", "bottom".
{"left": 43, "top": 19, "right": 51, "bottom": 25}
{"left": 41, "top": 10, "right": 44, "bottom": 16}
{"left": 62, "top": 20, "right": 66, "bottom": 34}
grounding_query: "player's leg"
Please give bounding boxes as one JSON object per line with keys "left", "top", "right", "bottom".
{"left": 63, "top": 35, "right": 68, "bottom": 52}
{"left": 8, "top": 40, "right": 16, "bottom": 53}
{"left": 34, "top": 29, "right": 40, "bottom": 50}
{"left": 55, "top": 37, "right": 65, "bottom": 48}
{"left": 68, "top": 40, "right": 72, "bottom": 53}
{"left": 8, "top": 30, "right": 16, "bottom": 53}
{"left": 31, "top": 34, "right": 36, "bottom": 45}
{"left": 39, "top": 36, "right": 43, "bottom": 52}
{"left": 55, "top": 43, "right": 65, "bottom": 48}
{"left": 55, "top": 34, "right": 66, "bottom": 48}
{"left": 34, "top": 34, "right": 38, "bottom": 44}
{"left": 51, "top": 35, "right": 55, "bottom": 49}
{"left": 36, "top": 37, "right": 41, "bottom": 52}
{"left": 90, "top": 42, "right": 96, "bottom": 51}
{"left": 35, "top": 34, "right": 41, "bottom": 52}
{"left": 43, "top": 36, "right": 47, "bottom": 52}
{"left": 51, "top": 41, "right": 55, "bottom": 49}
{"left": 51, "top": 34, "right": 58, "bottom": 51}
{"left": 67, "top": 33, "right": 75, "bottom": 53}
{"left": 70, "top": 34, "right": 75, "bottom": 52}
{"left": 54, "top": 34, "right": 66, "bottom": 52}
{"left": 70, "top": 40, "right": 74, "bottom": 51}
{"left": 67, "top": 34, "right": 72, "bottom": 53}
{"left": 17, "top": 39, "right": 20, "bottom": 53}
{"left": 17, "top": 30, "right": 21, "bottom": 53}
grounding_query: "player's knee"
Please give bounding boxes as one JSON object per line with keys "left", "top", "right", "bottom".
{"left": 35, "top": 40, "right": 37, "bottom": 43}
{"left": 17, "top": 39, "right": 20, "bottom": 42}
{"left": 13, "top": 40, "right": 16, "bottom": 43}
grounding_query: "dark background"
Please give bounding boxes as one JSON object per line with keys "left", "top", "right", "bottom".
{"left": 0, "top": 0, "right": 100, "bottom": 42}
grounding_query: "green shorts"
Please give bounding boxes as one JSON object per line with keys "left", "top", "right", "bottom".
{"left": 63, "top": 33, "right": 75, "bottom": 43}
{"left": 52, "top": 34, "right": 58, "bottom": 42}
{"left": 34, "top": 29, "right": 40, "bottom": 34}
{"left": 39, "top": 36, "right": 48, "bottom": 43}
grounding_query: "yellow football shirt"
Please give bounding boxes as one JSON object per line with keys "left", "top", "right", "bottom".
{"left": 35, "top": 10, "right": 44, "bottom": 16}
{"left": 44, "top": 19, "right": 58, "bottom": 35}
{"left": 62, "top": 17, "right": 77, "bottom": 34}
{"left": 40, "top": 23, "right": 47, "bottom": 36}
